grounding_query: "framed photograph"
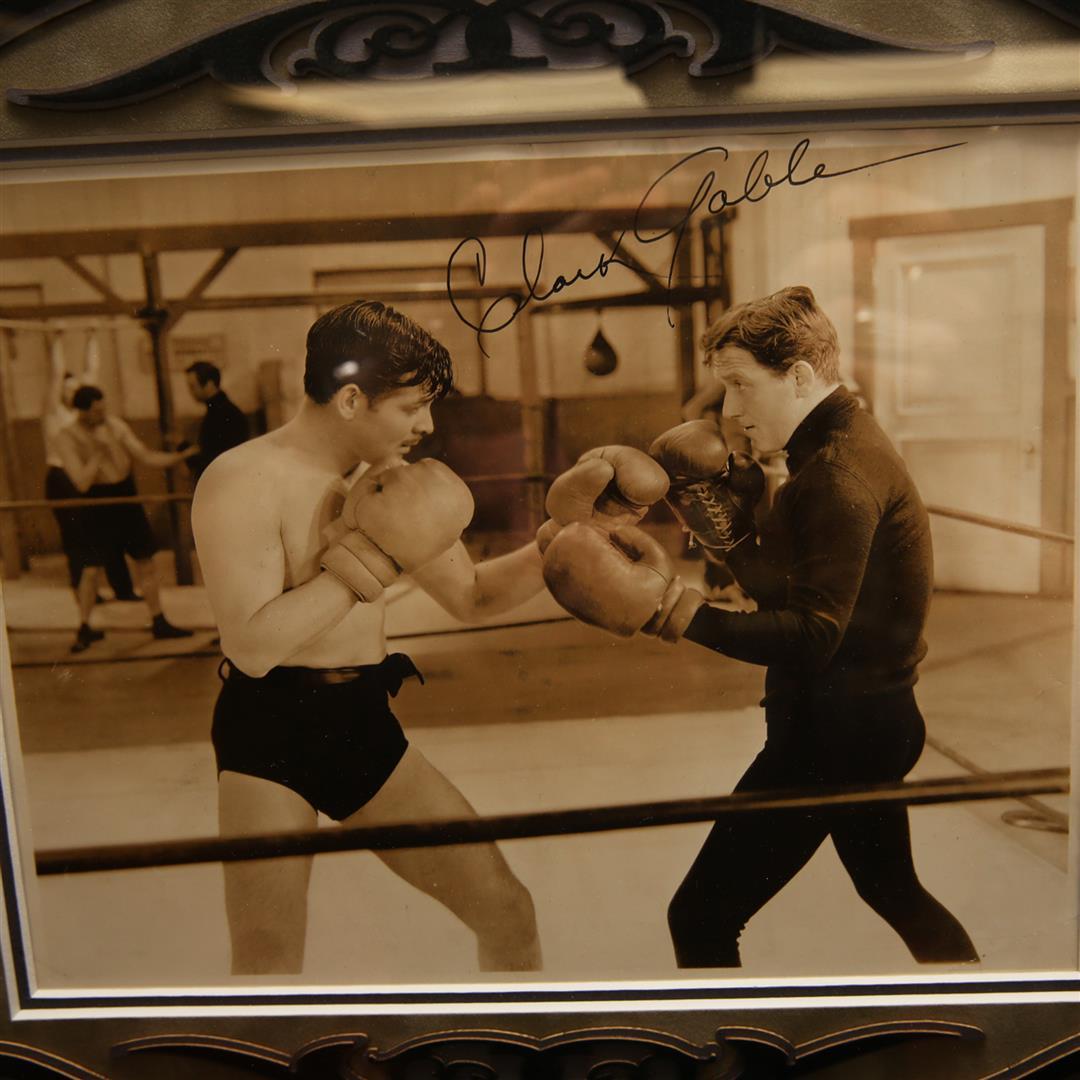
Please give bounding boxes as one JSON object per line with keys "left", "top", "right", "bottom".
{"left": 0, "top": 2, "right": 1077, "bottom": 1076}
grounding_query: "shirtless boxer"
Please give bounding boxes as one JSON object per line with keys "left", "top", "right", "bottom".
{"left": 191, "top": 300, "right": 553, "bottom": 975}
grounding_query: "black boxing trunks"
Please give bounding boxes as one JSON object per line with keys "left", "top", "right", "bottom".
{"left": 211, "top": 653, "right": 422, "bottom": 821}
{"left": 81, "top": 476, "right": 158, "bottom": 565}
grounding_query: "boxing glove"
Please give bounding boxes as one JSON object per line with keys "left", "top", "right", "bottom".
{"left": 542, "top": 522, "right": 674, "bottom": 638}
{"left": 322, "top": 459, "right": 474, "bottom": 601}
{"left": 539, "top": 445, "right": 670, "bottom": 552}
{"left": 649, "top": 421, "right": 765, "bottom": 557}
{"left": 641, "top": 577, "right": 705, "bottom": 643}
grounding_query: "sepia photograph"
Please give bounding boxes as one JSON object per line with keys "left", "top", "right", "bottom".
{"left": 0, "top": 121, "right": 1075, "bottom": 1007}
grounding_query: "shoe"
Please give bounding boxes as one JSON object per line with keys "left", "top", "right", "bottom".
{"left": 71, "top": 624, "right": 105, "bottom": 653}
{"left": 112, "top": 591, "right": 143, "bottom": 602}
{"left": 151, "top": 614, "right": 193, "bottom": 640}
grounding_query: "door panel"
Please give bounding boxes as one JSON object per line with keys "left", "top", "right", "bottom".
{"left": 873, "top": 225, "right": 1045, "bottom": 593}
{"left": 903, "top": 439, "right": 1039, "bottom": 593}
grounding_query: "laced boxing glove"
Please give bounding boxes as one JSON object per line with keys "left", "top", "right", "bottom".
{"left": 538, "top": 446, "right": 669, "bottom": 554}
{"left": 542, "top": 522, "right": 675, "bottom": 638}
{"left": 649, "top": 420, "right": 765, "bottom": 559}
{"left": 322, "top": 459, "right": 474, "bottom": 601}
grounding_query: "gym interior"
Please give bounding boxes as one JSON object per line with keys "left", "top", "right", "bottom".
{"left": 0, "top": 125, "right": 1075, "bottom": 989}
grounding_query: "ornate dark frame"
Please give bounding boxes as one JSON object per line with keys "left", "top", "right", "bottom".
{"left": 1, "top": 3, "right": 1079, "bottom": 1077}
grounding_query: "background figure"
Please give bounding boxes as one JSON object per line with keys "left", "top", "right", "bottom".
{"left": 42, "top": 332, "right": 137, "bottom": 600}
{"left": 55, "top": 385, "right": 200, "bottom": 652}
{"left": 182, "top": 361, "right": 249, "bottom": 482}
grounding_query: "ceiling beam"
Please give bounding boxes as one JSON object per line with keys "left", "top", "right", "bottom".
{"left": 0, "top": 208, "right": 689, "bottom": 259}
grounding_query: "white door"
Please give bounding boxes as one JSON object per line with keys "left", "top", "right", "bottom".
{"left": 872, "top": 225, "right": 1045, "bottom": 593}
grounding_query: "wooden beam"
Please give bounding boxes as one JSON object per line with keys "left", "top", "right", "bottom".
{"left": 592, "top": 232, "right": 666, "bottom": 296}
{"left": 0, "top": 208, "right": 689, "bottom": 260}
{"left": 139, "top": 252, "right": 192, "bottom": 587}
{"left": 164, "top": 247, "right": 240, "bottom": 332}
{"left": 58, "top": 255, "right": 126, "bottom": 305}
{"left": 0, "top": 286, "right": 523, "bottom": 324}
{"left": 674, "top": 239, "right": 697, "bottom": 405}
{"left": 848, "top": 198, "right": 1073, "bottom": 240}
{"left": 532, "top": 285, "right": 721, "bottom": 314}
{"left": 0, "top": 301, "right": 131, "bottom": 321}
{"left": 515, "top": 312, "right": 546, "bottom": 533}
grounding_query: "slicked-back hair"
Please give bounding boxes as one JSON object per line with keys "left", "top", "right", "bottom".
{"left": 72, "top": 384, "right": 104, "bottom": 411}
{"left": 304, "top": 300, "right": 454, "bottom": 405}
{"left": 702, "top": 286, "right": 840, "bottom": 383}
{"left": 186, "top": 361, "right": 222, "bottom": 388}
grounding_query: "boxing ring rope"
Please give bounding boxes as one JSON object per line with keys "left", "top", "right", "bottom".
{"left": 0, "top": 495, "right": 1074, "bottom": 545}
{"left": 0, "top": 474, "right": 553, "bottom": 513}
{"left": 35, "top": 766, "right": 1068, "bottom": 876}
{"left": 924, "top": 505, "right": 1075, "bottom": 546}
{"left": 0, "top": 493, "right": 193, "bottom": 511}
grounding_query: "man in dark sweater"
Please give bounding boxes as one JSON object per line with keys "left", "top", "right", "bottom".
{"left": 544, "top": 285, "right": 978, "bottom": 969}
{"left": 184, "top": 362, "right": 249, "bottom": 481}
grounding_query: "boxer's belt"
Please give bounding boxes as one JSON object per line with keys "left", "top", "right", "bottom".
{"left": 218, "top": 653, "right": 424, "bottom": 696}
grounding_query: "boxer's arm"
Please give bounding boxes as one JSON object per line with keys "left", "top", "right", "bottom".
{"left": 55, "top": 430, "right": 104, "bottom": 492}
{"left": 724, "top": 541, "right": 789, "bottom": 608}
{"left": 43, "top": 335, "right": 67, "bottom": 415}
{"left": 83, "top": 332, "right": 101, "bottom": 383}
{"left": 411, "top": 540, "right": 545, "bottom": 621}
{"left": 113, "top": 418, "right": 196, "bottom": 469}
{"left": 681, "top": 462, "right": 880, "bottom": 668}
{"left": 192, "top": 458, "right": 356, "bottom": 677}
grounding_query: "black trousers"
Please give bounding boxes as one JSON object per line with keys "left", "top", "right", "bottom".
{"left": 46, "top": 466, "right": 135, "bottom": 596}
{"left": 667, "top": 689, "right": 978, "bottom": 967}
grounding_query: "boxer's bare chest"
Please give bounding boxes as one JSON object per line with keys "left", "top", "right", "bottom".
{"left": 275, "top": 467, "right": 350, "bottom": 589}
{"left": 271, "top": 462, "right": 386, "bottom": 664}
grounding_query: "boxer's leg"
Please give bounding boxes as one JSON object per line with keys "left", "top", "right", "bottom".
{"left": 667, "top": 739, "right": 833, "bottom": 968}
{"left": 71, "top": 566, "right": 104, "bottom": 652}
{"left": 218, "top": 770, "right": 316, "bottom": 975}
{"left": 831, "top": 805, "right": 978, "bottom": 963}
{"left": 826, "top": 691, "right": 978, "bottom": 963}
{"left": 104, "top": 547, "right": 137, "bottom": 600}
{"left": 342, "top": 745, "right": 541, "bottom": 972}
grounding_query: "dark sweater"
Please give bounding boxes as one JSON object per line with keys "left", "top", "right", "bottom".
{"left": 190, "top": 390, "right": 248, "bottom": 479}
{"left": 685, "top": 386, "right": 932, "bottom": 702}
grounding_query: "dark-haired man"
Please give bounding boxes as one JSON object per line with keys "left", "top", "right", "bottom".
{"left": 183, "top": 361, "right": 249, "bottom": 481}
{"left": 192, "top": 300, "right": 544, "bottom": 975}
{"left": 544, "top": 286, "right": 978, "bottom": 969}
{"left": 56, "top": 386, "right": 199, "bottom": 652}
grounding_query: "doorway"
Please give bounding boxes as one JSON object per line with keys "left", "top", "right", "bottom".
{"left": 851, "top": 200, "right": 1074, "bottom": 596}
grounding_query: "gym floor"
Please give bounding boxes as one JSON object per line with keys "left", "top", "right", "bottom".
{"left": 1, "top": 537, "right": 1074, "bottom": 990}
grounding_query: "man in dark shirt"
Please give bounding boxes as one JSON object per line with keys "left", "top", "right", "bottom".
{"left": 544, "top": 286, "right": 978, "bottom": 969}
{"left": 184, "top": 362, "right": 249, "bottom": 481}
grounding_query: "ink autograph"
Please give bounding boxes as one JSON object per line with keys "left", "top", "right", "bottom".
{"left": 446, "top": 137, "right": 964, "bottom": 343}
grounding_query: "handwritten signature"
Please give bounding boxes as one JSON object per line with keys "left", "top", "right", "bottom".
{"left": 446, "top": 229, "right": 635, "bottom": 346}
{"left": 446, "top": 137, "right": 965, "bottom": 342}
